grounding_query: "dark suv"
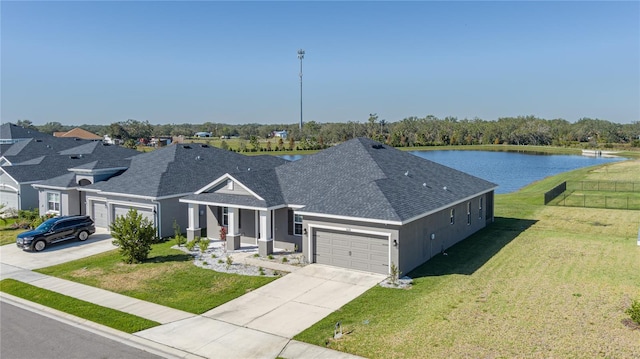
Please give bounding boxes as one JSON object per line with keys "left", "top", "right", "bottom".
{"left": 16, "top": 215, "right": 96, "bottom": 252}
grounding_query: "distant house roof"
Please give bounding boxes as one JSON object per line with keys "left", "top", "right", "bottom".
{"left": 81, "top": 144, "right": 288, "bottom": 199}
{"left": 0, "top": 123, "right": 51, "bottom": 144}
{"left": 186, "top": 138, "right": 498, "bottom": 225}
{"left": 53, "top": 128, "right": 102, "bottom": 140}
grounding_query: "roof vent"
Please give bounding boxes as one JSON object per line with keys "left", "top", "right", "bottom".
{"left": 404, "top": 171, "right": 409, "bottom": 176}
{"left": 183, "top": 145, "right": 192, "bottom": 149}
{"left": 46, "top": 144, "right": 52, "bottom": 148}
{"left": 35, "top": 139, "right": 43, "bottom": 142}
{"left": 247, "top": 168, "right": 251, "bottom": 171}
{"left": 423, "top": 183, "right": 427, "bottom": 187}
{"left": 195, "top": 155, "right": 202, "bottom": 160}
{"left": 200, "top": 144, "right": 209, "bottom": 148}
{"left": 443, "top": 186, "right": 447, "bottom": 191}
{"left": 372, "top": 144, "right": 384, "bottom": 149}
{"left": 74, "top": 138, "right": 82, "bottom": 141}
{"left": 70, "top": 155, "right": 80, "bottom": 159}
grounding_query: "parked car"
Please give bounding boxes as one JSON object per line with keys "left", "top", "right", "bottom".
{"left": 16, "top": 215, "right": 96, "bottom": 252}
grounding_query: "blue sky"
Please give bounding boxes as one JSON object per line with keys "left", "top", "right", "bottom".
{"left": 1, "top": 1, "right": 638, "bottom": 126}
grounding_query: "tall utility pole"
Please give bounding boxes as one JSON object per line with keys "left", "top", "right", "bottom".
{"left": 297, "top": 49, "right": 305, "bottom": 130}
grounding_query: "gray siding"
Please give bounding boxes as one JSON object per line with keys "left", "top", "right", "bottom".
{"left": 157, "top": 198, "right": 187, "bottom": 239}
{"left": 398, "top": 192, "right": 490, "bottom": 275}
{"left": 19, "top": 183, "right": 39, "bottom": 211}
{"left": 273, "top": 208, "right": 301, "bottom": 251}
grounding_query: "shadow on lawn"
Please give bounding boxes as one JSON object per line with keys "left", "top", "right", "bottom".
{"left": 408, "top": 217, "right": 536, "bottom": 278}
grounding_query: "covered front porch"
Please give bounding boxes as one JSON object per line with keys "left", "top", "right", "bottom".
{"left": 184, "top": 202, "right": 300, "bottom": 256}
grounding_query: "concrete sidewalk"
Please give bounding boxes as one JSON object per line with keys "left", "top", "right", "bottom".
{"left": 1, "top": 266, "right": 194, "bottom": 324}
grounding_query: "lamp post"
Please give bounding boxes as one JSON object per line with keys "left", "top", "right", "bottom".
{"left": 297, "top": 49, "right": 305, "bottom": 130}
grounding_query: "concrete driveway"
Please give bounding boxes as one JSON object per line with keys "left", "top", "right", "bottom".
{"left": 136, "top": 264, "right": 385, "bottom": 358}
{"left": 0, "top": 229, "right": 116, "bottom": 273}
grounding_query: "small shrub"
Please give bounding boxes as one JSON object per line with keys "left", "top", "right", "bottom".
{"left": 258, "top": 267, "right": 265, "bottom": 276}
{"left": 185, "top": 238, "right": 198, "bottom": 251}
{"left": 253, "top": 253, "right": 260, "bottom": 257}
{"left": 268, "top": 254, "right": 274, "bottom": 260}
{"left": 202, "top": 261, "right": 208, "bottom": 266}
{"left": 282, "top": 257, "right": 288, "bottom": 263}
{"left": 198, "top": 237, "right": 209, "bottom": 253}
{"left": 217, "top": 259, "right": 224, "bottom": 264}
{"left": 173, "top": 220, "right": 186, "bottom": 247}
{"left": 225, "top": 255, "right": 233, "bottom": 269}
{"left": 211, "top": 253, "right": 217, "bottom": 259}
{"left": 627, "top": 299, "right": 640, "bottom": 325}
{"left": 110, "top": 209, "right": 157, "bottom": 264}
{"left": 389, "top": 262, "right": 401, "bottom": 286}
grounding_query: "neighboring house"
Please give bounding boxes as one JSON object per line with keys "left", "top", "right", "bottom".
{"left": 53, "top": 128, "right": 102, "bottom": 140}
{"left": 77, "top": 143, "right": 286, "bottom": 238}
{"left": 103, "top": 135, "right": 123, "bottom": 145}
{"left": 0, "top": 123, "right": 138, "bottom": 212}
{"left": 180, "top": 138, "right": 497, "bottom": 275}
{"left": 272, "top": 130, "right": 288, "bottom": 139}
{"left": 194, "top": 132, "right": 213, "bottom": 138}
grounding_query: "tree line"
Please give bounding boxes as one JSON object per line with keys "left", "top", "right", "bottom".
{"left": 15, "top": 115, "right": 640, "bottom": 149}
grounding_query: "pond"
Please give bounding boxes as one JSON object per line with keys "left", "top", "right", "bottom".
{"left": 279, "top": 151, "right": 625, "bottom": 194}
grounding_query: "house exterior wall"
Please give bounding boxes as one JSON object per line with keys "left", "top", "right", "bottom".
{"left": 273, "top": 208, "right": 301, "bottom": 251}
{"left": 19, "top": 183, "right": 39, "bottom": 211}
{"left": 38, "top": 189, "right": 81, "bottom": 216}
{"left": 0, "top": 172, "right": 19, "bottom": 210}
{"left": 157, "top": 197, "right": 188, "bottom": 239}
{"left": 398, "top": 192, "right": 491, "bottom": 275}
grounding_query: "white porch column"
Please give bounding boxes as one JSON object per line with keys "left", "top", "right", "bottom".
{"left": 226, "top": 207, "right": 241, "bottom": 251}
{"left": 258, "top": 209, "right": 273, "bottom": 256}
{"left": 186, "top": 203, "right": 201, "bottom": 241}
{"left": 228, "top": 207, "right": 239, "bottom": 236}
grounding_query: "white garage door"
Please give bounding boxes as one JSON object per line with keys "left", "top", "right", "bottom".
{"left": 92, "top": 201, "right": 108, "bottom": 228}
{"left": 313, "top": 229, "right": 389, "bottom": 274}
{"left": 0, "top": 189, "right": 19, "bottom": 211}
{"left": 113, "top": 204, "right": 155, "bottom": 225}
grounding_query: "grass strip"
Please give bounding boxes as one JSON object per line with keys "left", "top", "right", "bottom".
{"left": 0, "top": 279, "right": 160, "bottom": 333}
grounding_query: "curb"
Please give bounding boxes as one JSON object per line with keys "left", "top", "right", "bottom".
{"left": 0, "top": 292, "right": 205, "bottom": 359}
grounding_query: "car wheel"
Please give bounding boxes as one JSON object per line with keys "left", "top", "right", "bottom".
{"left": 33, "top": 240, "right": 46, "bottom": 252}
{"left": 77, "top": 231, "right": 89, "bottom": 241}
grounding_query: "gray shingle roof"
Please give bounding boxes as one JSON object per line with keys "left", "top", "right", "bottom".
{"left": 83, "top": 144, "right": 288, "bottom": 198}
{"left": 187, "top": 138, "right": 496, "bottom": 223}
{"left": 181, "top": 192, "right": 267, "bottom": 208}
{"left": 275, "top": 138, "right": 497, "bottom": 222}
{"left": 0, "top": 123, "right": 51, "bottom": 140}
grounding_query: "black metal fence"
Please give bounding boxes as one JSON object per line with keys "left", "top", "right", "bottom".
{"left": 552, "top": 193, "right": 640, "bottom": 210}
{"left": 568, "top": 181, "right": 640, "bottom": 192}
{"left": 544, "top": 182, "right": 566, "bottom": 205}
{"left": 545, "top": 180, "right": 640, "bottom": 210}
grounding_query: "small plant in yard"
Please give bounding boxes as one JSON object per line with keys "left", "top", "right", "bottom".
{"left": 217, "top": 259, "right": 224, "bottom": 264}
{"left": 185, "top": 238, "right": 198, "bottom": 251}
{"left": 389, "top": 262, "right": 401, "bottom": 286}
{"left": 110, "top": 209, "right": 157, "bottom": 264}
{"left": 225, "top": 255, "right": 233, "bottom": 270}
{"left": 173, "top": 220, "right": 186, "bottom": 247}
{"left": 198, "top": 237, "right": 209, "bottom": 253}
{"left": 259, "top": 267, "right": 265, "bottom": 276}
{"left": 268, "top": 254, "right": 274, "bottom": 260}
{"left": 211, "top": 253, "right": 217, "bottom": 259}
{"left": 627, "top": 299, "right": 640, "bottom": 325}
{"left": 253, "top": 253, "right": 260, "bottom": 257}
{"left": 282, "top": 257, "right": 288, "bottom": 263}
{"left": 202, "top": 261, "right": 208, "bottom": 266}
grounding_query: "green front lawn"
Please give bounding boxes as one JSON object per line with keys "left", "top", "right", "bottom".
{"left": 0, "top": 218, "right": 22, "bottom": 246}
{"left": 0, "top": 279, "right": 159, "bottom": 333}
{"left": 294, "top": 159, "right": 640, "bottom": 358}
{"left": 36, "top": 241, "right": 276, "bottom": 314}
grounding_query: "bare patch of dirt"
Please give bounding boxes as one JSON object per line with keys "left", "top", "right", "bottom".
{"left": 97, "top": 262, "right": 187, "bottom": 292}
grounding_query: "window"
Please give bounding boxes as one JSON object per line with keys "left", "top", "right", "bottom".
{"left": 222, "top": 207, "right": 228, "bottom": 226}
{"left": 479, "top": 198, "right": 483, "bottom": 219}
{"left": 450, "top": 209, "right": 455, "bottom": 225}
{"left": 294, "top": 213, "right": 303, "bottom": 236}
{"left": 467, "top": 202, "right": 471, "bottom": 225}
{"left": 47, "top": 192, "right": 60, "bottom": 213}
